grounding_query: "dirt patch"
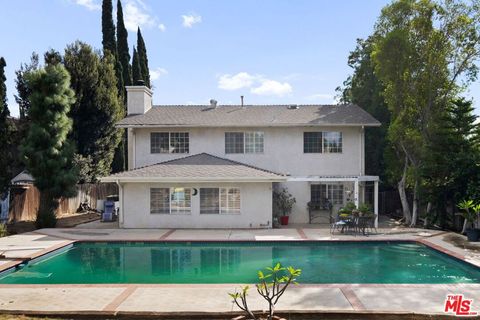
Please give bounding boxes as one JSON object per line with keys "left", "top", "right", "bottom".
{"left": 5, "top": 212, "right": 100, "bottom": 235}
{"left": 443, "top": 233, "right": 480, "bottom": 252}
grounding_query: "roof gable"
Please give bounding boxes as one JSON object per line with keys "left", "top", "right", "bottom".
{"left": 101, "top": 153, "right": 286, "bottom": 182}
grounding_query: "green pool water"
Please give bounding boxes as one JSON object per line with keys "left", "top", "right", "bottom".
{"left": 1, "top": 241, "right": 479, "bottom": 284}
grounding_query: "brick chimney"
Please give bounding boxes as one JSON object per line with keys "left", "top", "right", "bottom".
{"left": 126, "top": 81, "right": 153, "bottom": 115}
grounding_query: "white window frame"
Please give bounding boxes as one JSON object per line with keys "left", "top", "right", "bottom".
{"left": 150, "top": 187, "right": 192, "bottom": 215}
{"left": 220, "top": 188, "right": 241, "bottom": 214}
{"left": 303, "top": 131, "right": 342, "bottom": 154}
{"left": 200, "top": 187, "right": 241, "bottom": 214}
{"left": 323, "top": 131, "right": 342, "bottom": 154}
{"left": 151, "top": 132, "right": 190, "bottom": 154}
{"left": 225, "top": 131, "right": 264, "bottom": 154}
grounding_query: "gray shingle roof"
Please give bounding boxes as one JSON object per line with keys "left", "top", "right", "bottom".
{"left": 101, "top": 153, "right": 286, "bottom": 182}
{"left": 117, "top": 104, "right": 380, "bottom": 127}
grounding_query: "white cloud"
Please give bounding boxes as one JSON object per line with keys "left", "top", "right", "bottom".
{"left": 123, "top": 0, "right": 155, "bottom": 31}
{"left": 218, "top": 72, "right": 257, "bottom": 90}
{"left": 150, "top": 68, "right": 168, "bottom": 81}
{"left": 74, "top": 0, "right": 100, "bottom": 11}
{"left": 251, "top": 80, "right": 292, "bottom": 97}
{"left": 217, "top": 72, "right": 293, "bottom": 97}
{"left": 182, "top": 14, "right": 202, "bottom": 28}
{"left": 158, "top": 23, "right": 166, "bottom": 32}
{"left": 306, "top": 93, "right": 335, "bottom": 103}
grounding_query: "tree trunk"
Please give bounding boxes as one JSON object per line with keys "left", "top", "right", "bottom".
{"left": 410, "top": 179, "right": 419, "bottom": 227}
{"left": 36, "top": 190, "right": 58, "bottom": 228}
{"left": 461, "top": 219, "right": 468, "bottom": 235}
{"left": 398, "top": 156, "right": 411, "bottom": 224}
{"left": 424, "top": 202, "right": 432, "bottom": 227}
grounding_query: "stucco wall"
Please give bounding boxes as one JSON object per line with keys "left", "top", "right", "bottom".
{"left": 129, "top": 126, "right": 365, "bottom": 176}
{"left": 121, "top": 182, "right": 273, "bottom": 228}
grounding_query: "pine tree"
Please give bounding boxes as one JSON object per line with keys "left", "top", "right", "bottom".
{"left": 14, "top": 53, "right": 39, "bottom": 120}
{"left": 422, "top": 98, "right": 480, "bottom": 228}
{"left": 132, "top": 47, "right": 143, "bottom": 83}
{"left": 137, "top": 27, "right": 150, "bottom": 87}
{"left": 102, "top": 0, "right": 117, "bottom": 56}
{"left": 117, "top": 0, "right": 131, "bottom": 92}
{"left": 0, "top": 57, "right": 15, "bottom": 194}
{"left": 64, "top": 41, "right": 124, "bottom": 181}
{"left": 21, "top": 64, "right": 77, "bottom": 228}
{"left": 44, "top": 49, "right": 62, "bottom": 66}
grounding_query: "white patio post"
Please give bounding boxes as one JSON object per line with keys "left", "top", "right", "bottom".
{"left": 354, "top": 179, "right": 359, "bottom": 208}
{"left": 374, "top": 180, "right": 379, "bottom": 228}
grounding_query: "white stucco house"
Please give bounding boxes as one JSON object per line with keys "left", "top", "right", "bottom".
{"left": 101, "top": 85, "right": 381, "bottom": 228}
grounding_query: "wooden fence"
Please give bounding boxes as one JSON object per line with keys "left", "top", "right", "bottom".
{"left": 8, "top": 183, "right": 118, "bottom": 222}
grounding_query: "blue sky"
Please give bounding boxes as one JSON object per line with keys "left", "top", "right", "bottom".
{"left": 1, "top": 0, "right": 479, "bottom": 117}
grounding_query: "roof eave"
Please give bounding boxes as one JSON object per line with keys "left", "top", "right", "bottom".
{"left": 116, "top": 122, "right": 382, "bottom": 129}
{"left": 100, "top": 176, "right": 287, "bottom": 183}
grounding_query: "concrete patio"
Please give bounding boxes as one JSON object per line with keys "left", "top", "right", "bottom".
{"left": 0, "top": 220, "right": 479, "bottom": 317}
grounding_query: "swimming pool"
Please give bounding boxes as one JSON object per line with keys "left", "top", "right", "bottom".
{"left": 0, "top": 241, "right": 479, "bottom": 284}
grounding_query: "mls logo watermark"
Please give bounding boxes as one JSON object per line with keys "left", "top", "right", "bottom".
{"left": 444, "top": 294, "right": 477, "bottom": 316}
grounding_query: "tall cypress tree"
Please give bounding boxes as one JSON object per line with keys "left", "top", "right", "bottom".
{"left": 116, "top": 0, "right": 131, "bottom": 173}
{"left": 21, "top": 64, "right": 77, "bottom": 228}
{"left": 136, "top": 27, "right": 150, "bottom": 87}
{"left": 117, "top": 0, "right": 131, "bottom": 92}
{"left": 132, "top": 47, "right": 143, "bottom": 84}
{"left": 103, "top": 0, "right": 125, "bottom": 172}
{"left": 102, "top": 0, "right": 116, "bottom": 56}
{"left": 0, "top": 57, "right": 15, "bottom": 194}
{"left": 64, "top": 41, "right": 125, "bottom": 180}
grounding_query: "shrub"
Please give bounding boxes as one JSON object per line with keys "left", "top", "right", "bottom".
{"left": 0, "top": 223, "right": 7, "bottom": 237}
{"left": 273, "top": 188, "right": 296, "bottom": 216}
{"left": 229, "top": 263, "right": 301, "bottom": 320}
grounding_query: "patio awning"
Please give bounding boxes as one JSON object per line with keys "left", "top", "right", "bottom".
{"left": 287, "top": 175, "right": 379, "bottom": 182}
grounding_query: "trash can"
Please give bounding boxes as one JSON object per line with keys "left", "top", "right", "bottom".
{"left": 102, "top": 200, "right": 115, "bottom": 222}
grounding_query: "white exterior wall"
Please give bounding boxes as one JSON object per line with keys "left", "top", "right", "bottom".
{"left": 130, "top": 126, "right": 365, "bottom": 176}
{"left": 121, "top": 182, "right": 273, "bottom": 228}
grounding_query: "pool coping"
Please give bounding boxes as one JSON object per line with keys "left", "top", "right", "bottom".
{"left": 0, "top": 309, "right": 466, "bottom": 320}
{"left": 0, "top": 237, "right": 477, "bottom": 283}
{"left": 0, "top": 237, "right": 479, "bottom": 317}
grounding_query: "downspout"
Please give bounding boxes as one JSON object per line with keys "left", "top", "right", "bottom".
{"left": 116, "top": 179, "right": 124, "bottom": 227}
{"left": 360, "top": 126, "right": 365, "bottom": 175}
{"left": 132, "top": 129, "right": 136, "bottom": 169}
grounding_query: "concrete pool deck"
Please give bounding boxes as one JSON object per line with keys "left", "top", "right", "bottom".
{"left": 0, "top": 225, "right": 480, "bottom": 317}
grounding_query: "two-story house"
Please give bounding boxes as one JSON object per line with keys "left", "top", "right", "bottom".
{"left": 102, "top": 85, "right": 381, "bottom": 229}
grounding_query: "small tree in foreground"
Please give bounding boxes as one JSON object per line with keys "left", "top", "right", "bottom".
{"left": 21, "top": 64, "right": 77, "bottom": 228}
{"left": 229, "top": 263, "right": 301, "bottom": 320}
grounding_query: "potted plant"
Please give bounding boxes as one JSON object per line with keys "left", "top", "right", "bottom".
{"left": 273, "top": 188, "right": 296, "bottom": 225}
{"left": 338, "top": 202, "right": 356, "bottom": 219}
{"left": 457, "top": 200, "right": 480, "bottom": 241}
{"left": 358, "top": 203, "right": 374, "bottom": 217}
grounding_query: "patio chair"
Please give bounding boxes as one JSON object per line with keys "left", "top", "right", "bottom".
{"left": 356, "top": 215, "right": 378, "bottom": 236}
{"left": 331, "top": 214, "right": 355, "bottom": 234}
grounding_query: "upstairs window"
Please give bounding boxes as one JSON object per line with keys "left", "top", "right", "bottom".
{"left": 304, "top": 131, "right": 342, "bottom": 153}
{"left": 225, "top": 132, "right": 244, "bottom": 154}
{"left": 151, "top": 132, "right": 189, "bottom": 154}
{"left": 304, "top": 132, "right": 323, "bottom": 153}
{"left": 225, "top": 132, "right": 264, "bottom": 154}
{"left": 323, "top": 132, "right": 342, "bottom": 153}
